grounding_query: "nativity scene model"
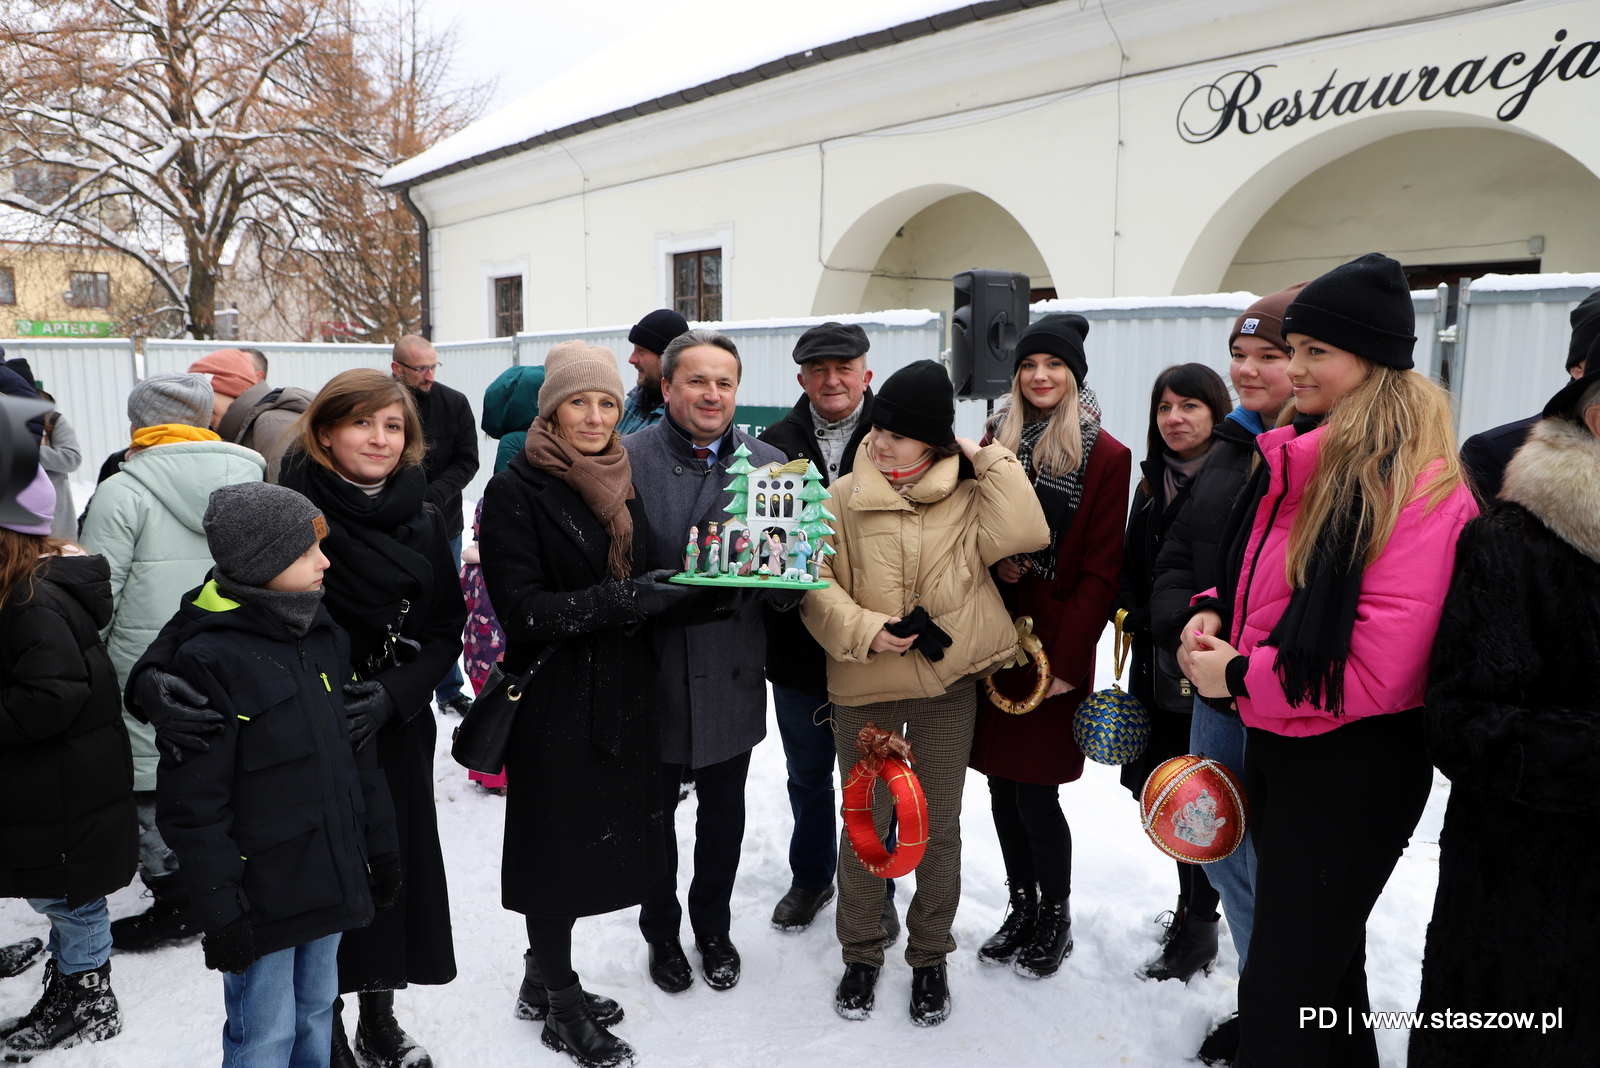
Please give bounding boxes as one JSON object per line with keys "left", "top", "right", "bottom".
{"left": 670, "top": 444, "right": 833, "bottom": 589}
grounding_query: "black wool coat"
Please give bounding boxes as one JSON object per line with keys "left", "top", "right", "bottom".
{"left": 412, "top": 380, "right": 480, "bottom": 539}
{"left": 1412, "top": 420, "right": 1600, "bottom": 1066}
{"left": 1115, "top": 461, "right": 1193, "bottom": 797}
{"left": 757, "top": 390, "right": 873, "bottom": 700}
{"left": 149, "top": 590, "right": 398, "bottom": 958}
{"left": 1457, "top": 412, "right": 1537, "bottom": 504}
{"left": 0, "top": 555, "right": 136, "bottom": 906}
{"left": 479, "top": 452, "right": 665, "bottom": 918}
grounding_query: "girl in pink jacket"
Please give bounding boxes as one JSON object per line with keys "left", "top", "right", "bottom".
{"left": 1180, "top": 253, "right": 1478, "bottom": 1068}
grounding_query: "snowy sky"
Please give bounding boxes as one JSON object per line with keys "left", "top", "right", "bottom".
{"left": 396, "top": 0, "right": 982, "bottom": 184}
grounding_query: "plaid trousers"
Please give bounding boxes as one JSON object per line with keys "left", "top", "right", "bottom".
{"left": 832, "top": 677, "right": 977, "bottom": 968}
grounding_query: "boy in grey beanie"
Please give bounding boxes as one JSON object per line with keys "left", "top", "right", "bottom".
{"left": 202, "top": 482, "right": 331, "bottom": 636}
{"left": 128, "top": 372, "right": 214, "bottom": 431}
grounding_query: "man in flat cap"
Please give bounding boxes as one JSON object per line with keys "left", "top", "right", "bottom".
{"left": 757, "top": 321, "right": 895, "bottom": 937}
{"left": 618, "top": 308, "right": 690, "bottom": 435}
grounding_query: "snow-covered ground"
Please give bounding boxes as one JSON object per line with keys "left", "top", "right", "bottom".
{"left": 0, "top": 630, "right": 1446, "bottom": 1066}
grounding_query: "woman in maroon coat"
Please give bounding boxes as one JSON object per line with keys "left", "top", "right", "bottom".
{"left": 969, "top": 315, "right": 1130, "bottom": 980}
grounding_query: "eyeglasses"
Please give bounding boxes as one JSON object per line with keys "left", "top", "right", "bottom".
{"left": 395, "top": 359, "right": 441, "bottom": 375}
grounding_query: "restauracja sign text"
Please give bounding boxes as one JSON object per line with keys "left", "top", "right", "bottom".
{"left": 1178, "top": 30, "right": 1598, "bottom": 144}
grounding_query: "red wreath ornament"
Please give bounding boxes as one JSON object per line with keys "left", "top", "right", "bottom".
{"left": 841, "top": 723, "right": 930, "bottom": 879}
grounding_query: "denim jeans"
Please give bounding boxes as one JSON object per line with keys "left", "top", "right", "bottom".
{"left": 25, "top": 897, "right": 111, "bottom": 975}
{"left": 434, "top": 534, "right": 465, "bottom": 704}
{"left": 1191, "top": 695, "right": 1257, "bottom": 972}
{"left": 772, "top": 685, "right": 839, "bottom": 892}
{"left": 221, "top": 933, "right": 341, "bottom": 1068}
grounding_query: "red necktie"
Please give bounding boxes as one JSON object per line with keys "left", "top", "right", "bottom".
{"left": 693, "top": 447, "right": 711, "bottom": 461}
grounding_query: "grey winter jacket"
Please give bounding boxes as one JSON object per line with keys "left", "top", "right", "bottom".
{"left": 216, "top": 380, "right": 314, "bottom": 483}
{"left": 78, "top": 440, "right": 266, "bottom": 789}
{"left": 39, "top": 413, "right": 83, "bottom": 539}
{"left": 622, "top": 418, "right": 783, "bottom": 768}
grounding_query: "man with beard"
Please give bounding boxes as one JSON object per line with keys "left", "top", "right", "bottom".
{"left": 618, "top": 309, "right": 689, "bottom": 435}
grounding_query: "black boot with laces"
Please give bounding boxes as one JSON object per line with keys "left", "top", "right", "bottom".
{"left": 1013, "top": 896, "right": 1073, "bottom": 979}
{"left": 977, "top": 882, "right": 1037, "bottom": 966}
{"left": 1139, "top": 906, "right": 1219, "bottom": 982}
{"left": 833, "top": 962, "right": 879, "bottom": 1021}
{"left": 354, "top": 990, "right": 432, "bottom": 1068}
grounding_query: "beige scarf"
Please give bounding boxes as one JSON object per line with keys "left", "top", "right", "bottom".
{"left": 523, "top": 418, "right": 635, "bottom": 578}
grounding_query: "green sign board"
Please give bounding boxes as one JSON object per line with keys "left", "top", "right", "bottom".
{"left": 731, "top": 406, "right": 790, "bottom": 438}
{"left": 14, "top": 319, "right": 117, "bottom": 338}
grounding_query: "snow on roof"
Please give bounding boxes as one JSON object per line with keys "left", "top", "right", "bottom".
{"left": 1033, "top": 292, "right": 1260, "bottom": 314}
{"left": 1470, "top": 272, "right": 1600, "bottom": 293}
{"left": 382, "top": 0, "right": 1012, "bottom": 188}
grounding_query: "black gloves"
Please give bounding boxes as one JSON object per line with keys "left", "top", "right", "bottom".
{"left": 370, "top": 856, "right": 402, "bottom": 911}
{"left": 133, "top": 667, "right": 225, "bottom": 763}
{"left": 630, "top": 569, "right": 715, "bottom": 618}
{"left": 748, "top": 586, "right": 806, "bottom": 612}
{"left": 203, "top": 916, "right": 256, "bottom": 974}
{"left": 343, "top": 680, "right": 397, "bottom": 750}
{"left": 884, "top": 606, "right": 954, "bottom": 662}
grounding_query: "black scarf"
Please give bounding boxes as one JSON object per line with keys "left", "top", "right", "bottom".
{"left": 1012, "top": 414, "right": 1100, "bottom": 580}
{"left": 214, "top": 572, "right": 325, "bottom": 638}
{"left": 277, "top": 450, "right": 435, "bottom": 646}
{"left": 1221, "top": 412, "right": 1369, "bottom": 715}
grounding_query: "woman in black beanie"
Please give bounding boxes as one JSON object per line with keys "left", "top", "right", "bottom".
{"left": 1177, "top": 253, "right": 1479, "bottom": 1067}
{"left": 801, "top": 360, "right": 1049, "bottom": 1026}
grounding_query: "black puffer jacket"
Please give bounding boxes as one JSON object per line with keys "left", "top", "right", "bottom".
{"left": 757, "top": 391, "right": 873, "bottom": 699}
{"left": 0, "top": 554, "right": 137, "bottom": 906}
{"left": 149, "top": 583, "right": 398, "bottom": 958}
{"left": 1148, "top": 416, "right": 1258, "bottom": 652}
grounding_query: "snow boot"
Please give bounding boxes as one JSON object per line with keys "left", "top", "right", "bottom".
{"left": 908, "top": 962, "right": 951, "bottom": 1027}
{"left": 646, "top": 939, "right": 692, "bottom": 993}
{"left": 109, "top": 872, "right": 202, "bottom": 950}
{"left": 353, "top": 990, "right": 432, "bottom": 1068}
{"left": 330, "top": 997, "right": 360, "bottom": 1068}
{"left": 1139, "top": 906, "right": 1218, "bottom": 982}
{"left": 694, "top": 934, "right": 740, "bottom": 991}
{"left": 515, "top": 953, "right": 623, "bottom": 1027}
{"left": 541, "top": 978, "right": 635, "bottom": 1068}
{"left": 770, "top": 884, "right": 835, "bottom": 932}
{"left": 1197, "top": 1012, "right": 1240, "bottom": 1066}
{"left": 1013, "top": 896, "right": 1073, "bottom": 979}
{"left": 2, "top": 960, "right": 121, "bottom": 1062}
{"left": 0, "top": 941, "right": 42, "bottom": 980}
{"left": 0, "top": 962, "right": 61, "bottom": 1042}
{"left": 833, "top": 963, "right": 879, "bottom": 1021}
{"left": 977, "top": 882, "right": 1037, "bottom": 966}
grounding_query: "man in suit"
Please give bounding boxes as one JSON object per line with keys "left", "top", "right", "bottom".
{"left": 623, "top": 329, "right": 784, "bottom": 994}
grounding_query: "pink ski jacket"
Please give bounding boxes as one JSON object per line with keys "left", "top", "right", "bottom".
{"left": 1209, "top": 423, "right": 1478, "bottom": 738}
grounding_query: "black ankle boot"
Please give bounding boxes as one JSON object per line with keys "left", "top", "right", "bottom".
{"left": 1197, "top": 1012, "right": 1240, "bottom": 1065}
{"left": 108, "top": 873, "right": 202, "bottom": 950}
{"left": 543, "top": 978, "right": 635, "bottom": 1068}
{"left": 0, "top": 940, "right": 42, "bottom": 980}
{"left": 1139, "top": 907, "right": 1219, "bottom": 982}
{"left": 329, "top": 997, "right": 359, "bottom": 1068}
{"left": 833, "top": 962, "right": 879, "bottom": 1021}
{"left": 516, "top": 951, "right": 624, "bottom": 1026}
{"left": 1013, "top": 896, "right": 1073, "bottom": 979}
{"left": 978, "top": 882, "right": 1037, "bottom": 966}
{"left": 354, "top": 990, "right": 432, "bottom": 1068}
{"left": 1, "top": 959, "right": 121, "bottom": 1059}
{"left": 909, "top": 962, "right": 951, "bottom": 1026}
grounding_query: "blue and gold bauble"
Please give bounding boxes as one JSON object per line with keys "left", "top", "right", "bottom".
{"left": 1073, "top": 609, "right": 1151, "bottom": 765}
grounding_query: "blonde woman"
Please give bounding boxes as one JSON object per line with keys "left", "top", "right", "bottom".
{"left": 801, "top": 360, "right": 1048, "bottom": 1026}
{"left": 1180, "top": 254, "right": 1479, "bottom": 1067}
{"left": 969, "top": 315, "right": 1130, "bottom": 981}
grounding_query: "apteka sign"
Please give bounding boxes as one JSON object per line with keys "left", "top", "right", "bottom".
{"left": 1177, "top": 29, "right": 1598, "bottom": 144}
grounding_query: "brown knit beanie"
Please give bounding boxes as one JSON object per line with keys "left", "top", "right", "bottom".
{"left": 1230, "top": 282, "right": 1308, "bottom": 353}
{"left": 537, "top": 341, "right": 625, "bottom": 415}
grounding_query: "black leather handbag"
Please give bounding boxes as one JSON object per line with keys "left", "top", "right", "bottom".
{"left": 450, "top": 642, "right": 561, "bottom": 774}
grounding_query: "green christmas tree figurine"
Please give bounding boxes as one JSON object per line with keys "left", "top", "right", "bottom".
{"left": 723, "top": 442, "right": 754, "bottom": 523}
{"left": 795, "top": 464, "right": 836, "bottom": 579}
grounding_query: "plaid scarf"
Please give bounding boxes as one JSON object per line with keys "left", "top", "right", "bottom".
{"left": 1012, "top": 407, "right": 1100, "bottom": 580}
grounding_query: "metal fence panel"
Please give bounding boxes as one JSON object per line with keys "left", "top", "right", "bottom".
{"left": 1455, "top": 280, "right": 1598, "bottom": 441}
{"left": 1, "top": 337, "right": 139, "bottom": 495}
{"left": 142, "top": 339, "right": 396, "bottom": 386}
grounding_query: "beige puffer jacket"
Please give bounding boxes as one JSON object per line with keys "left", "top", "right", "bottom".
{"left": 801, "top": 441, "right": 1049, "bottom": 707}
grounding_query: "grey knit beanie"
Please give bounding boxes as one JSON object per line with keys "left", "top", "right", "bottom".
{"left": 203, "top": 482, "right": 328, "bottom": 587}
{"left": 129, "top": 372, "right": 214, "bottom": 430}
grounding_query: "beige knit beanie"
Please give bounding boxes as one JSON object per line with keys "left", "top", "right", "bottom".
{"left": 537, "top": 341, "right": 625, "bottom": 414}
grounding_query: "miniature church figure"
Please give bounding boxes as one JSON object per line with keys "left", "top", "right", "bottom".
{"left": 764, "top": 531, "right": 785, "bottom": 577}
{"left": 783, "top": 530, "right": 813, "bottom": 581}
{"left": 684, "top": 525, "right": 700, "bottom": 574}
{"left": 703, "top": 522, "right": 723, "bottom": 576}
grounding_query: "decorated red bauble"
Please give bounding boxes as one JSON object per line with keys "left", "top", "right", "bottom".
{"left": 841, "top": 723, "right": 929, "bottom": 879}
{"left": 1139, "top": 754, "right": 1248, "bottom": 864}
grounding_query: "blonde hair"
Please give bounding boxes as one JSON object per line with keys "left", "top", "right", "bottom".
{"left": 294, "top": 369, "right": 426, "bottom": 473}
{"left": 1285, "top": 366, "right": 1463, "bottom": 585}
{"left": 993, "top": 372, "right": 1085, "bottom": 477}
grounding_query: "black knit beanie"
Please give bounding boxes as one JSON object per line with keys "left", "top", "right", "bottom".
{"left": 1014, "top": 314, "right": 1089, "bottom": 386}
{"left": 628, "top": 309, "right": 689, "bottom": 355}
{"left": 1567, "top": 289, "right": 1600, "bottom": 371}
{"left": 204, "top": 482, "right": 328, "bottom": 588}
{"left": 1281, "top": 253, "right": 1417, "bottom": 370}
{"left": 792, "top": 321, "right": 870, "bottom": 364}
{"left": 872, "top": 360, "right": 956, "bottom": 448}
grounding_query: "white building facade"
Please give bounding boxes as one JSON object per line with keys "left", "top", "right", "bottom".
{"left": 386, "top": 0, "right": 1600, "bottom": 339}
